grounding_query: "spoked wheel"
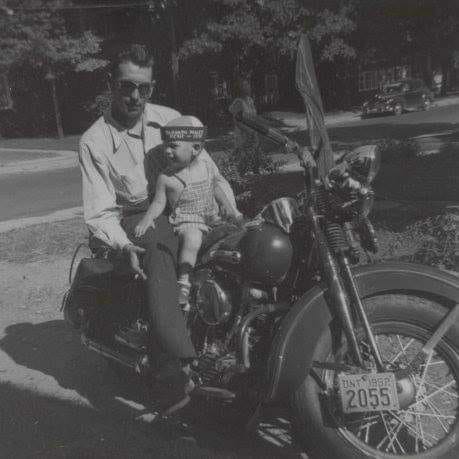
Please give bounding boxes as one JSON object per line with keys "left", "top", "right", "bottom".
{"left": 291, "top": 294, "right": 459, "bottom": 458}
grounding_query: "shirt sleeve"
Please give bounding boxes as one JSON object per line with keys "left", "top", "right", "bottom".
{"left": 79, "top": 140, "right": 132, "bottom": 250}
{"left": 200, "top": 149, "right": 237, "bottom": 208}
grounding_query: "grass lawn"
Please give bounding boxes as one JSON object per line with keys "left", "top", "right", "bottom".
{"left": 0, "top": 218, "right": 87, "bottom": 264}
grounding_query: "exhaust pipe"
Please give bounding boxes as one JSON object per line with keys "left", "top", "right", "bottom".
{"left": 81, "top": 334, "right": 150, "bottom": 375}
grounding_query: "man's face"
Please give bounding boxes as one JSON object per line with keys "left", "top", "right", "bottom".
{"left": 111, "top": 61, "right": 153, "bottom": 124}
{"left": 165, "top": 141, "right": 198, "bottom": 168}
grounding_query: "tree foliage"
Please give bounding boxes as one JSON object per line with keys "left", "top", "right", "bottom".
{"left": 179, "top": 0, "right": 356, "bottom": 74}
{"left": 354, "top": 0, "right": 459, "bottom": 91}
{"left": 0, "top": 0, "right": 105, "bottom": 73}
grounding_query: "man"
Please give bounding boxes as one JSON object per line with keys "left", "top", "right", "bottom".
{"left": 79, "top": 44, "right": 236, "bottom": 402}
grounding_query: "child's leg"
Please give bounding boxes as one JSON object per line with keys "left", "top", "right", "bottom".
{"left": 178, "top": 227, "right": 203, "bottom": 268}
{"left": 177, "top": 227, "right": 203, "bottom": 308}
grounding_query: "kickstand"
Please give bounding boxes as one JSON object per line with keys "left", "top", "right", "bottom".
{"left": 245, "top": 402, "right": 263, "bottom": 433}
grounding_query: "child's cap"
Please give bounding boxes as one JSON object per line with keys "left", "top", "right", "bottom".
{"left": 161, "top": 115, "right": 207, "bottom": 142}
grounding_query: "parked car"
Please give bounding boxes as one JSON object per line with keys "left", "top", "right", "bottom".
{"left": 361, "top": 78, "right": 433, "bottom": 118}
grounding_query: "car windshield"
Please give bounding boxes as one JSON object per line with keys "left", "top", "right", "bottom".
{"left": 383, "top": 82, "right": 405, "bottom": 94}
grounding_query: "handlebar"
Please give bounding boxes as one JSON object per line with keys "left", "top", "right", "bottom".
{"left": 235, "top": 112, "right": 317, "bottom": 191}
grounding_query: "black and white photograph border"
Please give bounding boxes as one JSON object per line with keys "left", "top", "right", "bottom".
{"left": 0, "top": 1, "right": 458, "bottom": 458}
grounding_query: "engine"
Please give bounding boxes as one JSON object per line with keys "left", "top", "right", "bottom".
{"left": 192, "top": 269, "right": 233, "bottom": 326}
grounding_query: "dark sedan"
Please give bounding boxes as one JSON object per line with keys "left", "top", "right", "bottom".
{"left": 361, "top": 78, "right": 433, "bottom": 118}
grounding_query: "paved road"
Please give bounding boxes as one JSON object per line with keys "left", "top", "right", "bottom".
{"left": 337, "top": 101, "right": 459, "bottom": 127}
{"left": 0, "top": 167, "right": 81, "bottom": 222}
{"left": 1, "top": 102, "right": 458, "bottom": 223}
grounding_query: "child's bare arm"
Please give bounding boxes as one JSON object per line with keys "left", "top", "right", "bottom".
{"left": 135, "top": 175, "right": 168, "bottom": 237}
{"left": 214, "top": 181, "right": 242, "bottom": 220}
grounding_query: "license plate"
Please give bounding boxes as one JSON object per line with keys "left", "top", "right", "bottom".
{"left": 338, "top": 372, "right": 400, "bottom": 414}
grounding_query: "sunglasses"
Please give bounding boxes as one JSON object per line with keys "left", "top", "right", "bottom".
{"left": 115, "top": 80, "right": 154, "bottom": 99}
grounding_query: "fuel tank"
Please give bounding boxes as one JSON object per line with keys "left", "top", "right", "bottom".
{"left": 200, "top": 222, "right": 293, "bottom": 287}
{"left": 240, "top": 222, "right": 293, "bottom": 286}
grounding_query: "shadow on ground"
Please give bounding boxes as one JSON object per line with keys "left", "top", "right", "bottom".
{"left": 0, "top": 320, "right": 300, "bottom": 458}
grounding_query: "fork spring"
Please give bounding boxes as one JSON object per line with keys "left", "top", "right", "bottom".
{"left": 325, "top": 223, "right": 347, "bottom": 254}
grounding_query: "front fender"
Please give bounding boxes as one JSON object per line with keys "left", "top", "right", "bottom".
{"left": 265, "top": 262, "right": 459, "bottom": 402}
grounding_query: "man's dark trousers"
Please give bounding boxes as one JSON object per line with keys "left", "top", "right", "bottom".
{"left": 122, "top": 213, "right": 196, "bottom": 361}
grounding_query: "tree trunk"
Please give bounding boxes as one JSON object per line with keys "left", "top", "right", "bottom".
{"left": 440, "top": 56, "right": 451, "bottom": 97}
{"left": 49, "top": 77, "right": 64, "bottom": 139}
{"left": 169, "top": 7, "right": 179, "bottom": 107}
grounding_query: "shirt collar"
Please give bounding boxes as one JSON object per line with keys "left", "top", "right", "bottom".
{"left": 104, "top": 110, "right": 145, "bottom": 152}
{"left": 104, "top": 104, "right": 167, "bottom": 154}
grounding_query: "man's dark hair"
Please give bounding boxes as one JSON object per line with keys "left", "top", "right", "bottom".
{"left": 110, "top": 44, "right": 154, "bottom": 79}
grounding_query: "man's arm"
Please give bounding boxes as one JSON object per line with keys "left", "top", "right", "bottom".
{"left": 134, "top": 175, "right": 168, "bottom": 237}
{"left": 79, "top": 141, "right": 131, "bottom": 251}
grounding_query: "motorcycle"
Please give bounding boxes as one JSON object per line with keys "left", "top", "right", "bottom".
{"left": 63, "top": 35, "right": 459, "bottom": 459}
{"left": 63, "top": 117, "right": 459, "bottom": 457}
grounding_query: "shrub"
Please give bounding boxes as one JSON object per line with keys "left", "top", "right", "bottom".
{"left": 377, "top": 138, "right": 419, "bottom": 164}
{"left": 377, "top": 212, "right": 456, "bottom": 270}
{"left": 215, "top": 147, "right": 287, "bottom": 215}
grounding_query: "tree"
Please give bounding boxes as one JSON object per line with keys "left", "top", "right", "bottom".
{"left": 353, "top": 0, "right": 459, "bottom": 95}
{"left": 0, "top": 0, "right": 105, "bottom": 137}
{"left": 179, "top": 0, "right": 356, "bottom": 78}
{"left": 146, "top": 0, "right": 216, "bottom": 106}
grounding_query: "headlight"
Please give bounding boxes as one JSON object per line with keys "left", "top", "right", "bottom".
{"left": 342, "top": 145, "right": 381, "bottom": 185}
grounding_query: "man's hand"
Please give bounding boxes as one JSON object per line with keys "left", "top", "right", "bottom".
{"left": 123, "top": 243, "right": 147, "bottom": 280}
{"left": 134, "top": 215, "right": 155, "bottom": 238}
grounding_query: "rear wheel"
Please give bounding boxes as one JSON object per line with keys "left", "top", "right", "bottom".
{"left": 291, "top": 294, "right": 459, "bottom": 458}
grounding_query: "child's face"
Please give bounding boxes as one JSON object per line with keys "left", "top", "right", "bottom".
{"left": 165, "top": 141, "right": 199, "bottom": 168}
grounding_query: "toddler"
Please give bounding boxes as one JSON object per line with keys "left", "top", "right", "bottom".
{"left": 135, "top": 115, "right": 242, "bottom": 308}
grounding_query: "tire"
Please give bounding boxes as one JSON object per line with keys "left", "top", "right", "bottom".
{"left": 290, "top": 293, "right": 459, "bottom": 459}
{"left": 394, "top": 103, "right": 403, "bottom": 116}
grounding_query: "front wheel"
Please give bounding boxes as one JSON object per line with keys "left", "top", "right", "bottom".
{"left": 291, "top": 294, "right": 459, "bottom": 458}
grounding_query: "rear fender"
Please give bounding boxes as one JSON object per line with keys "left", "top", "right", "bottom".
{"left": 265, "top": 262, "right": 459, "bottom": 402}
